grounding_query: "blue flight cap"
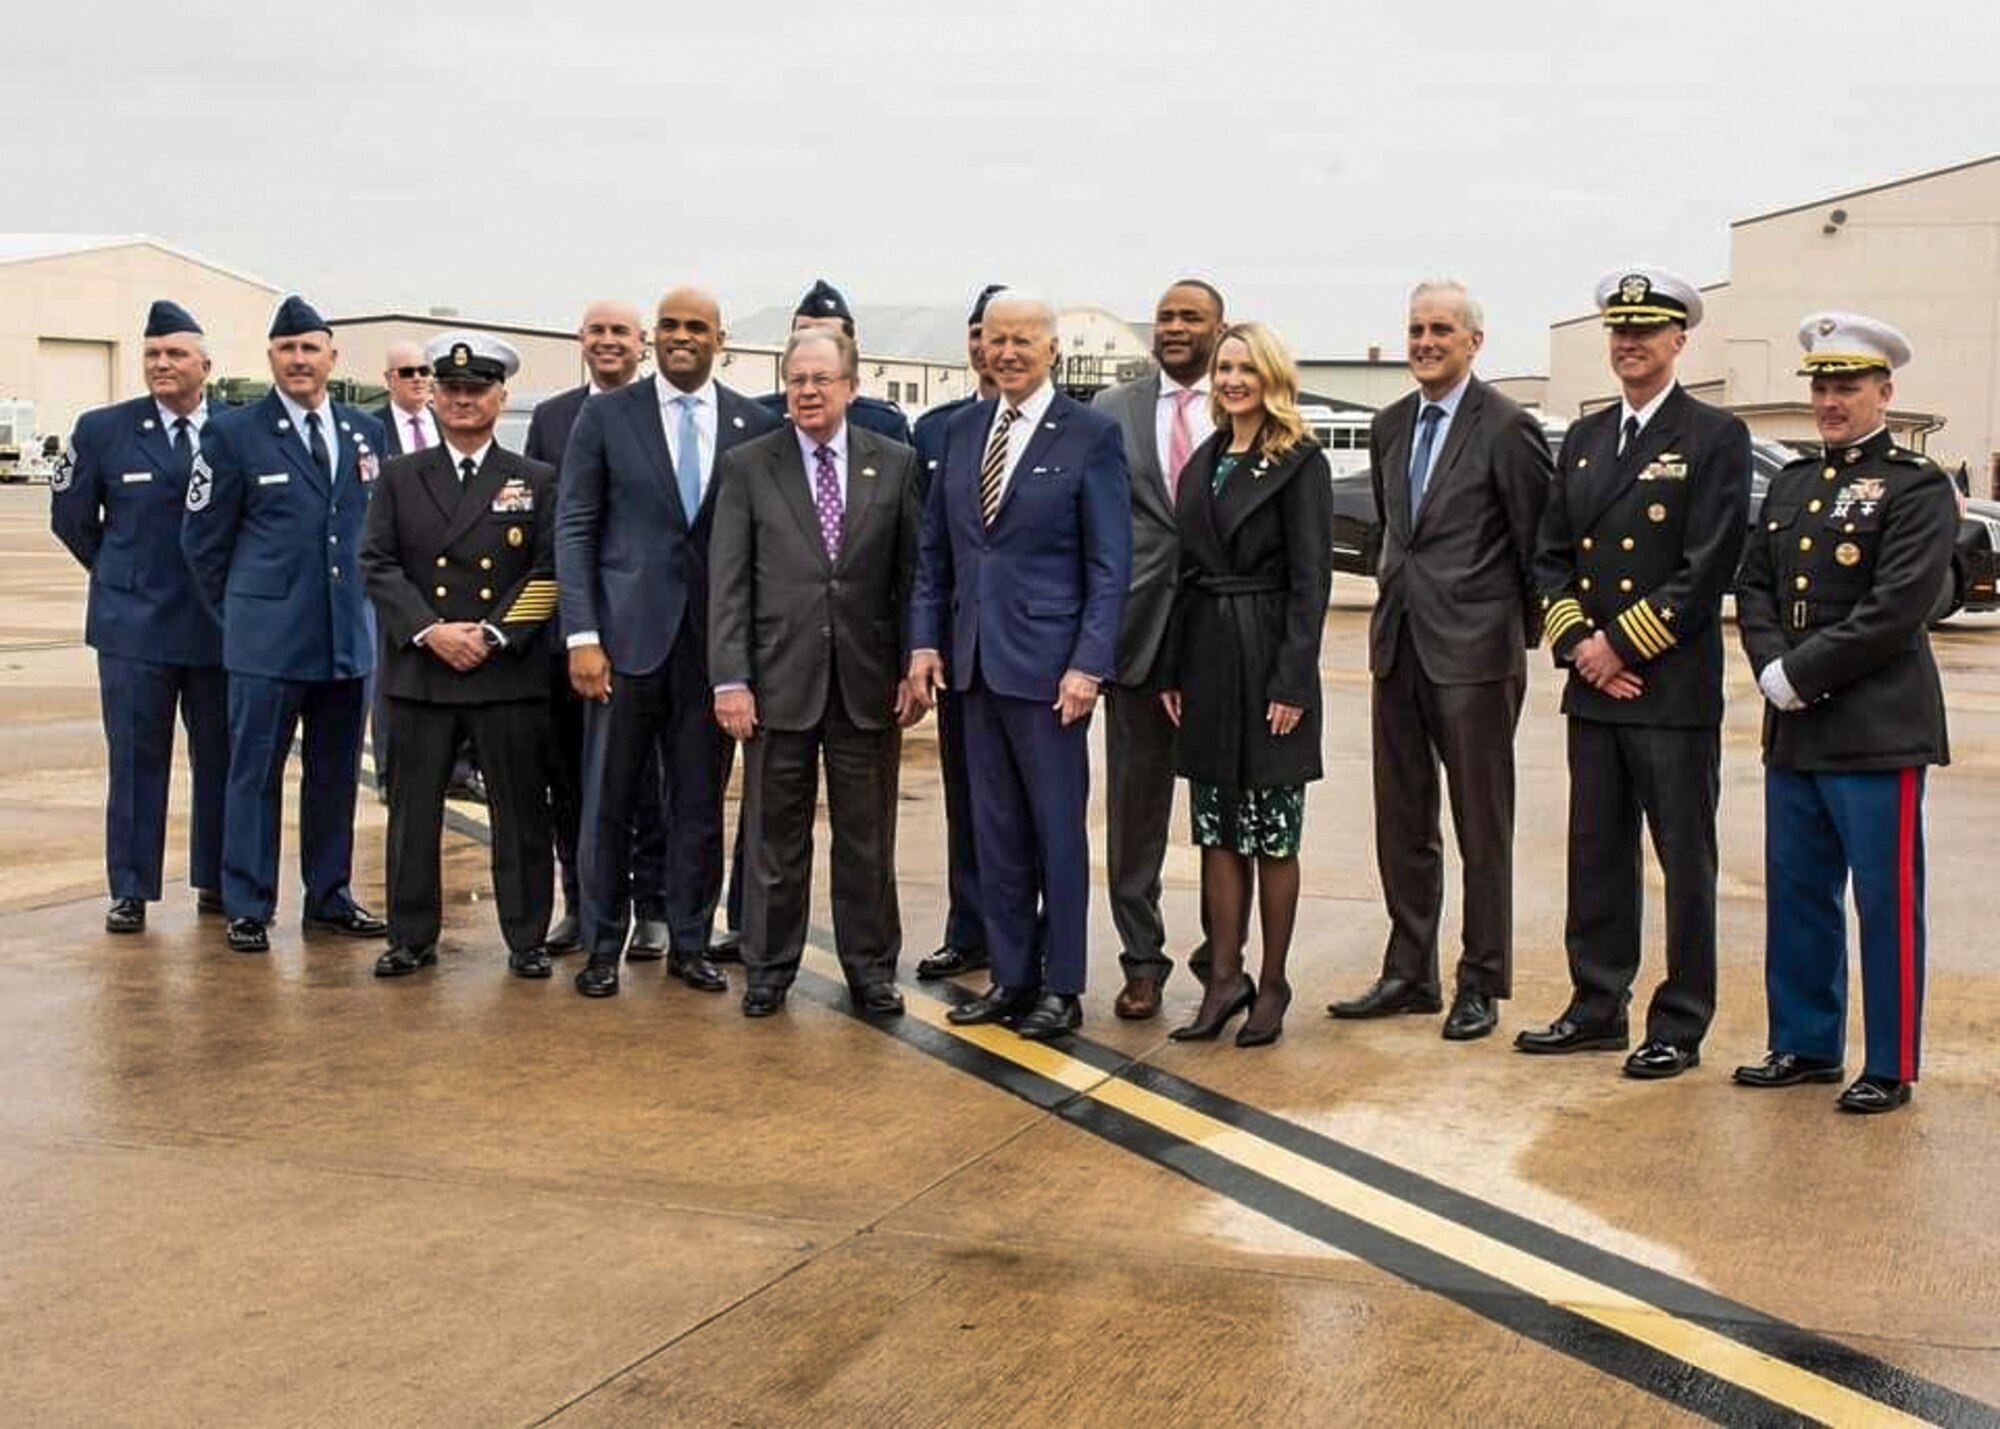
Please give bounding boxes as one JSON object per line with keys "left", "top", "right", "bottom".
{"left": 268, "top": 294, "right": 332, "bottom": 339}
{"left": 144, "top": 299, "right": 202, "bottom": 337}
{"left": 969, "top": 283, "right": 1007, "bottom": 326}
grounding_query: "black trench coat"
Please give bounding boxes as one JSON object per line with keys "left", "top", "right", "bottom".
{"left": 1164, "top": 432, "right": 1334, "bottom": 794}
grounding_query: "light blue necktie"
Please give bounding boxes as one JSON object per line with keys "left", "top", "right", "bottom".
{"left": 1409, "top": 403, "right": 1444, "bottom": 515}
{"left": 673, "top": 395, "right": 702, "bottom": 521}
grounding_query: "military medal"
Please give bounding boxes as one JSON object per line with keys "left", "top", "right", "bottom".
{"left": 1835, "top": 542, "right": 1862, "bottom": 567}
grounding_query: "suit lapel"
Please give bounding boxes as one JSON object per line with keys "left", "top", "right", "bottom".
{"left": 1217, "top": 441, "right": 1309, "bottom": 545}
{"left": 442, "top": 448, "right": 515, "bottom": 547}
{"left": 262, "top": 393, "right": 325, "bottom": 496}
{"left": 1582, "top": 386, "right": 1686, "bottom": 530}
{"left": 993, "top": 393, "right": 1069, "bottom": 525}
{"left": 838, "top": 427, "right": 885, "bottom": 566}
{"left": 1376, "top": 393, "right": 1417, "bottom": 537}
{"left": 623, "top": 380, "right": 687, "bottom": 527}
{"left": 1412, "top": 380, "right": 1484, "bottom": 535}
{"left": 1130, "top": 376, "right": 1174, "bottom": 518}
{"left": 418, "top": 445, "right": 461, "bottom": 525}
{"left": 700, "top": 385, "right": 760, "bottom": 525}
{"left": 133, "top": 404, "right": 178, "bottom": 476}
{"left": 770, "top": 433, "right": 830, "bottom": 568}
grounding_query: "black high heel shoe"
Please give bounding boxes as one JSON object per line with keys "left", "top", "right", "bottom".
{"left": 1236, "top": 981, "right": 1293, "bottom": 1048}
{"left": 1169, "top": 975, "right": 1255, "bottom": 1042}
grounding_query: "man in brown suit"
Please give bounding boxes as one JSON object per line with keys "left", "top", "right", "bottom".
{"left": 1329, "top": 280, "right": 1553, "bottom": 1041}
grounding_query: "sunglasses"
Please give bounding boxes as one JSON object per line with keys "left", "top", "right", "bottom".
{"left": 392, "top": 365, "right": 433, "bottom": 379}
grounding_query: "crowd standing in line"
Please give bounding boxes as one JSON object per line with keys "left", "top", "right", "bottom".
{"left": 49, "top": 270, "right": 1955, "bottom": 1115}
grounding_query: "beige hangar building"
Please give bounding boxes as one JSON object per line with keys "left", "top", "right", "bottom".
{"left": 1545, "top": 154, "right": 2000, "bottom": 490}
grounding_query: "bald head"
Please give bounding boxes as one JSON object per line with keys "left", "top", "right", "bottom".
{"left": 654, "top": 285, "right": 726, "bottom": 394}
{"left": 383, "top": 340, "right": 433, "bottom": 414}
{"left": 577, "top": 299, "right": 647, "bottom": 389}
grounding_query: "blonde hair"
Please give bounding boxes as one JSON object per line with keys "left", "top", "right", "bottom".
{"left": 1207, "top": 322, "right": 1308, "bottom": 462}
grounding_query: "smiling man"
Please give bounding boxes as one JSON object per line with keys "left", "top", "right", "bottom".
{"left": 181, "top": 295, "right": 389, "bottom": 955}
{"left": 51, "top": 300, "right": 227, "bottom": 934}
{"left": 1329, "top": 279, "right": 1552, "bottom": 1042}
{"left": 1519, "top": 267, "right": 1750, "bottom": 1080}
{"left": 1732, "top": 314, "right": 1956, "bottom": 1115}
{"left": 555, "top": 285, "right": 781, "bottom": 998}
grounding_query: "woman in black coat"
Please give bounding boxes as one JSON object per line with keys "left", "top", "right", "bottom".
{"left": 1161, "top": 322, "right": 1334, "bottom": 1046}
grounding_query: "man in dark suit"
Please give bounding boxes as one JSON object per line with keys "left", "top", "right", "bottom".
{"left": 911, "top": 282, "right": 1004, "bottom": 983}
{"left": 909, "top": 291, "right": 1132, "bottom": 1040}
{"left": 181, "top": 295, "right": 389, "bottom": 954}
{"left": 360, "top": 333, "right": 558, "bottom": 979}
{"left": 556, "top": 285, "right": 782, "bottom": 997}
{"left": 521, "top": 299, "right": 668, "bottom": 957}
{"left": 1091, "top": 278, "right": 1228, "bottom": 1019}
{"left": 1329, "top": 280, "right": 1552, "bottom": 1041}
{"left": 1733, "top": 314, "right": 1956, "bottom": 1115}
{"left": 1518, "top": 268, "right": 1751, "bottom": 1078}
{"left": 756, "top": 279, "right": 912, "bottom": 444}
{"left": 51, "top": 299, "right": 227, "bottom": 933}
{"left": 710, "top": 327, "right": 924, "bottom": 1017}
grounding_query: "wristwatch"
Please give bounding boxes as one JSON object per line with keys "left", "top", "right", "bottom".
{"left": 479, "top": 622, "right": 503, "bottom": 650}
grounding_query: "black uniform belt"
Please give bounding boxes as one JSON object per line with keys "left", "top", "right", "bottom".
{"left": 1188, "top": 573, "right": 1285, "bottom": 596}
{"left": 1789, "top": 598, "right": 1856, "bottom": 631}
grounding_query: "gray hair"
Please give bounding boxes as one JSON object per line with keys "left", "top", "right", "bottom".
{"left": 783, "top": 326, "right": 859, "bottom": 381}
{"left": 982, "top": 288, "right": 1058, "bottom": 337}
{"left": 1409, "top": 278, "right": 1484, "bottom": 334}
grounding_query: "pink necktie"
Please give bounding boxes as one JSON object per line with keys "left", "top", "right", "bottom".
{"left": 1166, "top": 388, "right": 1198, "bottom": 499}
{"left": 409, "top": 415, "right": 427, "bottom": 451}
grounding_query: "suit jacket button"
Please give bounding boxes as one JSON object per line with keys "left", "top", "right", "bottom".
{"left": 1579, "top": 577, "right": 1593, "bottom": 591}
{"left": 480, "top": 557, "right": 493, "bottom": 570}
{"left": 1618, "top": 578, "right": 1633, "bottom": 592}
{"left": 1581, "top": 537, "right": 1594, "bottom": 551}
{"left": 436, "top": 556, "right": 448, "bottom": 568}
{"left": 1795, "top": 575, "right": 1810, "bottom": 591}
{"left": 435, "top": 585, "right": 448, "bottom": 598}
{"left": 479, "top": 587, "right": 492, "bottom": 601}
{"left": 1620, "top": 536, "right": 1635, "bottom": 551}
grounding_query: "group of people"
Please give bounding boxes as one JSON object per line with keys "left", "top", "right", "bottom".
{"left": 49, "top": 265, "right": 1953, "bottom": 1117}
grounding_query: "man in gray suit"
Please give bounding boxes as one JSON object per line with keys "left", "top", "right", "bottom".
{"left": 1329, "top": 279, "right": 1553, "bottom": 1041}
{"left": 1091, "top": 279, "right": 1226, "bottom": 1020}
{"left": 709, "top": 327, "right": 924, "bottom": 1019}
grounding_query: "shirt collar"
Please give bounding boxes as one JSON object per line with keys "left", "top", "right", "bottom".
{"left": 1418, "top": 373, "right": 1472, "bottom": 420}
{"left": 391, "top": 401, "right": 431, "bottom": 423}
{"left": 795, "top": 422, "right": 847, "bottom": 465}
{"left": 657, "top": 374, "right": 716, "bottom": 409}
{"left": 1159, "top": 372, "right": 1209, "bottom": 399}
{"left": 442, "top": 438, "right": 492, "bottom": 471}
{"left": 1620, "top": 381, "right": 1676, "bottom": 433}
{"left": 276, "top": 388, "right": 332, "bottom": 433}
{"left": 155, "top": 397, "right": 207, "bottom": 431}
{"left": 1002, "top": 380, "right": 1056, "bottom": 426}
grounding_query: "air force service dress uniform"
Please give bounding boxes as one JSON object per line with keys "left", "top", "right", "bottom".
{"left": 1733, "top": 316, "right": 1954, "bottom": 1114}
{"left": 754, "top": 280, "right": 913, "bottom": 445}
{"left": 181, "top": 296, "right": 387, "bottom": 948}
{"left": 360, "top": 334, "right": 558, "bottom": 978}
{"left": 50, "top": 300, "right": 227, "bottom": 927}
{"left": 1524, "top": 270, "right": 1751, "bottom": 1071}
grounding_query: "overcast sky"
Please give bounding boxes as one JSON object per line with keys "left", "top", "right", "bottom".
{"left": 12, "top": 0, "right": 1997, "bottom": 374}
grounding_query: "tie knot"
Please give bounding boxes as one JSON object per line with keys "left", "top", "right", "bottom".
{"left": 1000, "top": 406, "right": 1020, "bottom": 426}
{"left": 816, "top": 444, "right": 834, "bottom": 463}
{"left": 305, "top": 410, "right": 321, "bottom": 429}
{"left": 1173, "top": 388, "right": 1200, "bottom": 410}
{"left": 675, "top": 395, "right": 697, "bottom": 412}
{"left": 459, "top": 456, "right": 476, "bottom": 478}
{"left": 173, "top": 416, "right": 190, "bottom": 431}
{"left": 1420, "top": 404, "right": 1444, "bottom": 426}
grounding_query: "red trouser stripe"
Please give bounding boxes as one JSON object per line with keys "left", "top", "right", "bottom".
{"left": 1897, "top": 768, "right": 1919, "bottom": 1081}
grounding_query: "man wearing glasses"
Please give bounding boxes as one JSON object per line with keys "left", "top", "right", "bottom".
{"left": 378, "top": 344, "right": 438, "bottom": 457}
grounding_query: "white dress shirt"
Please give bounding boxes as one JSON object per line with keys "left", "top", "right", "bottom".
{"left": 1154, "top": 372, "right": 1214, "bottom": 476}
{"left": 391, "top": 402, "right": 438, "bottom": 452}
{"left": 442, "top": 438, "right": 492, "bottom": 476}
{"left": 982, "top": 379, "right": 1058, "bottom": 508}
{"left": 276, "top": 388, "right": 339, "bottom": 473}
{"left": 1618, "top": 381, "right": 1676, "bottom": 451}
{"left": 155, "top": 398, "right": 210, "bottom": 442}
{"left": 657, "top": 373, "right": 719, "bottom": 498}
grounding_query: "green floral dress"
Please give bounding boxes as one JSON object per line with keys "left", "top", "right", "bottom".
{"left": 1188, "top": 451, "right": 1307, "bottom": 859}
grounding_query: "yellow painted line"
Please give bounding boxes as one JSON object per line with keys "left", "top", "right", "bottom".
{"left": 826, "top": 945, "right": 1934, "bottom": 1429}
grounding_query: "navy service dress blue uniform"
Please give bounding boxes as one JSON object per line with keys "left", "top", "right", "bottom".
{"left": 180, "top": 295, "right": 387, "bottom": 951}
{"left": 361, "top": 334, "right": 559, "bottom": 980}
{"left": 1733, "top": 315, "right": 1954, "bottom": 1114}
{"left": 754, "top": 279, "right": 912, "bottom": 445}
{"left": 50, "top": 299, "right": 227, "bottom": 931}
{"left": 1522, "top": 269, "right": 1751, "bottom": 1075}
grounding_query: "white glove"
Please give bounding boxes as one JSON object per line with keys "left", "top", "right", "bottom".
{"left": 1758, "top": 659, "right": 1806, "bottom": 712}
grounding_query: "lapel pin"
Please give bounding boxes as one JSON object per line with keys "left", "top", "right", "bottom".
{"left": 340, "top": 422, "right": 351, "bottom": 433}
{"left": 1043, "top": 421, "right": 1057, "bottom": 430}
{"left": 861, "top": 466, "right": 877, "bottom": 477}
{"left": 277, "top": 418, "right": 291, "bottom": 432}
{"left": 1578, "top": 458, "right": 1589, "bottom": 468}
{"left": 141, "top": 418, "right": 156, "bottom": 430}
{"left": 732, "top": 415, "right": 745, "bottom": 429}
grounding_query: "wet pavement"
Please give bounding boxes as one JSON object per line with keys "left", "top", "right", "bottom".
{"left": 1, "top": 486, "right": 1996, "bottom": 1426}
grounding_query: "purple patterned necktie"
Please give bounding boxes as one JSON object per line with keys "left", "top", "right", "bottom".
{"left": 813, "top": 443, "right": 843, "bottom": 560}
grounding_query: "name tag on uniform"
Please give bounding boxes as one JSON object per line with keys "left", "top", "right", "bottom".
{"left": 1639, "top": 453, "right": 1687, "bottom": 481}
{"left": 257, "top": 472, "right": 289, "bottom": 486}
{"left": 491, "top": 478, "right": 534, "bottom": 513}
{"left": 120, "top": 471, "right": 152, "bottom": 484}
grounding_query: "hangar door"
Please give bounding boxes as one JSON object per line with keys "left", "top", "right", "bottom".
{"left": 37, "top": 339, "right": 114, "bottom": 445}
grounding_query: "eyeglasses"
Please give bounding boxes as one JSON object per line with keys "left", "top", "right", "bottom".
{"left": 392, "top": 366, "right": 433, "bottom": 379}
{"left": 784, "top": 374, "right": 849, "bottom": 392}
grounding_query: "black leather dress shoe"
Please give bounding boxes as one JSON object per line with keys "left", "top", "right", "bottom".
{"left": 1513, "top": 1018, "right": 1629, "bottom": 1054}
{"left": 544, "top": 913, "right": 581, "bottom": 953}
{"left": 708, "top": 929, "right": 743, "bottom": 964}
{"left": 742, "top": 986, "right": 787, "bottom": 1018}
{"left": 1328, "top": 976, "right": 1444, "bottom": 1020}
{"left": 946, "top": 984, "right": 1037, "bottom": 1026}
{"left": 855, "top": 982, "right": 905, "bottom": 1017}
{"left": 106, "top": 898, "right": 146, "bottom": 934}
{"left": 508, "top": 946, "right": 553, "bottom": 979}
{"left": 626, "top": 919, "right": 669, "bottom": 961}
{"left": 667, "top": 950, "right": 728, "bottom": 992}
{"left": 374, "top": 944, "right": 438, "bottom": 978}
{"left": 302, "top": 905, "right": 388, "bottom": 938}
{"left": 1836, "top": 1074, "right": 1912, "bottom": 1114}
{"left": 195, "top": 889, "right": 225, "bottom": 916}
{"left": 1732, "top": 1052, "right": 1846, "bottom": 1089}
{"left": 1441, "top": 990, "right": 1499, "bottom": 1042}
{"left": 917, "top": 944, "right": 990, "bottom": 981}
{"left": 1624, "top": 1040, "right": 1700, "bottom": 1080}
{"left": 227, "top": 918, "right": 269, "bottom": 954}
{"left": 1016, "top": 992, "right": 1082, "bottom": 1041}
{"left": 575, "top": 962, "right": 620, "bottom": 998}
{"left": 445, "top": 769, "right": 488, "bottom": 805}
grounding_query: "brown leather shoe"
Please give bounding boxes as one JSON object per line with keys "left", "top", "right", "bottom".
{"left": 1113, "top": 976, "right": 1164, "bottom": 1021}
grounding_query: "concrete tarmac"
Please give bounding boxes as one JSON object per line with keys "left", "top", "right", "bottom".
{"left": 1, "top": 486, "right": 1996, "bottom": 1426}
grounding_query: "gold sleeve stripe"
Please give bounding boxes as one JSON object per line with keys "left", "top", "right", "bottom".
{"left": 1543, "top": 598, "right": 1588, "bottom": 644}
{"left": 1616, "top": 602, "right": 1675, "bottom": 661}
{"left": 503, "top": 596, "right": 557, "bottom": 621}
{"left": 1630, "top": 599, "right": 1676, "bottom": 652}
{"left": 1614, "top": 608, "right": 1659, "bottom": 659}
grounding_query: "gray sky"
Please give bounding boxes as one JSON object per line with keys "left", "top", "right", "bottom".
{"left": 13, "top": 0, "right": 1997, "bottom": 374}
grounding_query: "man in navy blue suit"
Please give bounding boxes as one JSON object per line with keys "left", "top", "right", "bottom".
{"left": 181, "top": 295, "right": 389, "bottom": 954}
{"left": 908, "top": 291, "right": 1131, "bottom": 1040}
{"left": 557, "top": 285, "right": 782, "bottom": 998}
{"left": 52, "top": 299, "right": 228, "bottom": 934}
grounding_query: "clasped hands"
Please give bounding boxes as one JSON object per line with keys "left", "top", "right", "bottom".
{"left": 424, "top": 622, "right": 492, "bottom": 673}
{"left": 1569, "top": 632, "right": 1643, "bottom": 700}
